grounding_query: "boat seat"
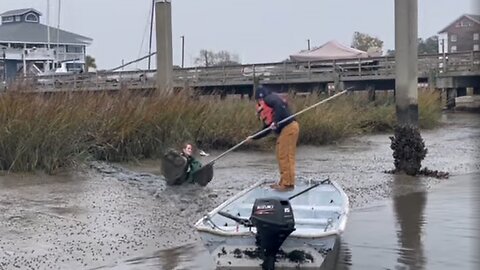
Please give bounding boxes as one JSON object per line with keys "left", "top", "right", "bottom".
{"left": 221, "top": 204, "right": 344, "bottom": 226}
{"left": 295, "top": 218, "right": 332, "bottom": 226}
{"left": 219, "top": 215, "right": 334, "bottom": 226}
{"left": 235, "top": 204, "right": 342, "bottom": 212}
{"left": 292, "top": 205, "right": 342, "bottom": 211}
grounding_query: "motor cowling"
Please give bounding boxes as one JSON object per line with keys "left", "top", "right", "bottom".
{"left": 250, "top": 197, "right": 295, "bottom": 270}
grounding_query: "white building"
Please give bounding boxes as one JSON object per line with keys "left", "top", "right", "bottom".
{"left": 0, "top": 8, "right": 92, "bottom": 82}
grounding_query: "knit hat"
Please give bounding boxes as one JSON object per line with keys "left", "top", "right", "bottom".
{"left": 255, "top": 86, "right": 271, "bottom": 100}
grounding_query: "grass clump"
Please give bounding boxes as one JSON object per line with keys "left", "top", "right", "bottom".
{"left": 0, "top": 88, "right": 441, "bottom": 173}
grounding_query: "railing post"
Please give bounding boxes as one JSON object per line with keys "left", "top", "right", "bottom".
{"left": 308, "top": 61, "right": 311, "bottom": 80}
{"left": 471, "top": 51, "right": 474, "bottom": 69}
{"left": 443, "top": 53, "right": 447, "bottom": 73}
{"left": 358, "top": 58, "right": 361, "bottom": 76}
{"left": 222, "top": 65, "right": 226, "bottom": 84}
{"left": 252, "top": 64, "right": 257, "bottom": 97}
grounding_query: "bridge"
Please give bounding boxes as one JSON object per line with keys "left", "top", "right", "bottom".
{"left": 15, "top": 51, "right": 480, "bottom": 97}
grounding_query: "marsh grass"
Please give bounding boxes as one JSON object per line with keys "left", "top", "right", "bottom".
{"left": 0, "top": 88, "right": 441, "bottom": 173}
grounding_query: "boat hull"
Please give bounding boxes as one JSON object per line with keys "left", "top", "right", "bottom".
{"left": 200, "top": 232, "right": 339, "bottom": 269}
{"left": 195, "top": 178, "right": 349, "bottom": 269}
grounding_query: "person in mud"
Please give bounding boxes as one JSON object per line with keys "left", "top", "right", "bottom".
{"left": 180, "top": 143, "right": 203, "bottom": 184}
{"left": 247, "top": 86, "right": 300, "bottom": 191}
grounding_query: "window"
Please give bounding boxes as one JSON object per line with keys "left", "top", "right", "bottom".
{"left": 2, "top": 16, "right": 13, "bottom": 23}
{"left": 66, "top": 63, "right": 83, "bottom": 72}
{"left": 25, "top": 13, "right": 38, "bottom": 22}
{"left": 451, "top": 34, "right": 457, "bottom": 42}
{"left": 66, "top": 46, "right": 83, "bottom": 53}
{"left": 474, "top": 33, "right": 479, "bottom": 41}
{"left": 15, "top": 16, "right": 21, "bottom": 22}
{"left": 474, "top": 44, "right": 479, "bottom": 51}
{"left": 451, "top": 45, "right": 457, "bottom": 52}
{"left": 457, "top": 20, "right": 473, "bottom": 27}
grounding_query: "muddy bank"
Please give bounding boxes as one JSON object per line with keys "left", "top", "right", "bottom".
{"left": 0, "top": 163, "right": 237, "bottom": 270}
{"left": 0, "top": 112, "right": 478, "bottom": 269}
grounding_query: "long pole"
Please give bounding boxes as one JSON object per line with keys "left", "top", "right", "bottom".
{"left": 46, "top": 0, "right": 51, "bottom": 72}
{"left": 147, "top": 0, "right": 155, "bottom": 70}
{"left": 181, "top": 35, "right": 185, "bottom": 68}
{"left": 2, "top": 48, "right": 6, "bottom": 82}
{"left": 47, "top": 0, "right": 50, "bottom": 49}
{"left": 57, "top": 0, "right": 61, "bottom": 51}
{"left": 206, "top": 89, "right": 350, "bottom": 165}
{"left": 109, "top": 52, "right": 156, "bottom": 71}
{"left": 307, "top": 39, "right": 311, "bottom": 50}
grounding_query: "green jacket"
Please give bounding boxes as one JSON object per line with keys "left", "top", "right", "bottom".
{"left": 184, "top": 155, "right": 203, "bottom": 183}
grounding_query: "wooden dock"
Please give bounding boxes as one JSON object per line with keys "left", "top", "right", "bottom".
{"left": 13, "top": 51, "right": 480, "bottom": 95}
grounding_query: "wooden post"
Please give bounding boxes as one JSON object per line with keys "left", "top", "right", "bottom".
{"left": 222, "top": 65, "right": 226, "bottom": 83}
{"left": 155, "top": 0, "right": 173, "bottom": 93}
{"left": 358, "top": 58, "right": 362, "bottom": 76}
{"left": 308, "top": 61, "right": 311, "bottom": 80}
{"left": 471, "top": 51, "right": 474, "bottom": 69}
{"left": 395, "top": 0, "right": 418, "bottom": 126}
{"left": 252, "top": 64, "right": 257, "bottom": 98}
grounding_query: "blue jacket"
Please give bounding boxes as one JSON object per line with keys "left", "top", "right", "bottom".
{"left": 252, "top": 89, "right": 295, "bottom": 140}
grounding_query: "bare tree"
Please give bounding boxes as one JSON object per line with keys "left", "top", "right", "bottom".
{"left": 194, "top": 50, "right": 240, "bottom": 67}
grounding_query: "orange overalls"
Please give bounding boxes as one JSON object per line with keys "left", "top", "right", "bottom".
{"left": 256, "top": 99, "right": 299, "bottom": 187}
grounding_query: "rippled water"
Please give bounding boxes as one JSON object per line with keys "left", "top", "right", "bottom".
{"left": 336, "top": 172, "right": 480, "bottom": 270}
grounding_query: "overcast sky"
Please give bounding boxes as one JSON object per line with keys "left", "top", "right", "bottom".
{"left": 1, "top": 0, "right": 476, "bottom": 69}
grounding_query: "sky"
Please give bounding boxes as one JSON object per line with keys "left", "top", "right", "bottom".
{"left": 1, "top": 0, "right": 476, "bottom": 70}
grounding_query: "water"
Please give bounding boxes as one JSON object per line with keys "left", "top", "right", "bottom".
{"left": 0, "top": 112, "right": 478, "bottom": 269}
{"left": 335, "top": 172, "right": 480, "bottom": 270}
{"left": 94, "top": 173, "right": 480, "bottom": 270}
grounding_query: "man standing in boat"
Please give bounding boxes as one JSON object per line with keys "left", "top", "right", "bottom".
{"left": 247, "top": 87, "right": 300, "bottom": 191}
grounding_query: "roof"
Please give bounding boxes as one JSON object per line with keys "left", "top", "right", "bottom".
{"left": 290, "top": 40, "right": 369, "bottom": 62}
{"left": 0, "top": 22, "right": 92, "bottom": 45}
{"left": 466, "top": 14, "right": 480, "bottom": 24}
{"left": 0, "top": 8, "right": 42, "bottom": 17}
{"left": 438, "top": 14, "right": 480, "bottom": 33}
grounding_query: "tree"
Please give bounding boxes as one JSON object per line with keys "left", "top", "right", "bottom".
{"left": 385, "top": 35, "right": 439, "bottom": 56}
{"left": 351, "top": 31, "right": 384, "bottom": 52}
{"left": 417, "top": 36, "right": 438, "bottom": 55}
{"left": 215, "top": 50, "right": 241, "bottom": 66}
{"left": 85, "top": 55, "right": 97, "bottom": 71}
{"left": 194, "top": 50, "right": 240, "bottom": 67}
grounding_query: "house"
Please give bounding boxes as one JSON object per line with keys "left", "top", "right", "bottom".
{"left": 0, "top": 8, "right": 92, "bottom": 83}
{"left": 437, "top": 14, "right": 480, "bottom": 53}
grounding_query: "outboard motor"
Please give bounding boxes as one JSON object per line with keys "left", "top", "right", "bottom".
{"left": 250, "top": 197, "right": 295, "bottom": 270}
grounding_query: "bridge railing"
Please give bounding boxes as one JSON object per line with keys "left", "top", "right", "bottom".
{"left": 16, "top": 51, "right": 480, "bottom": 91}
